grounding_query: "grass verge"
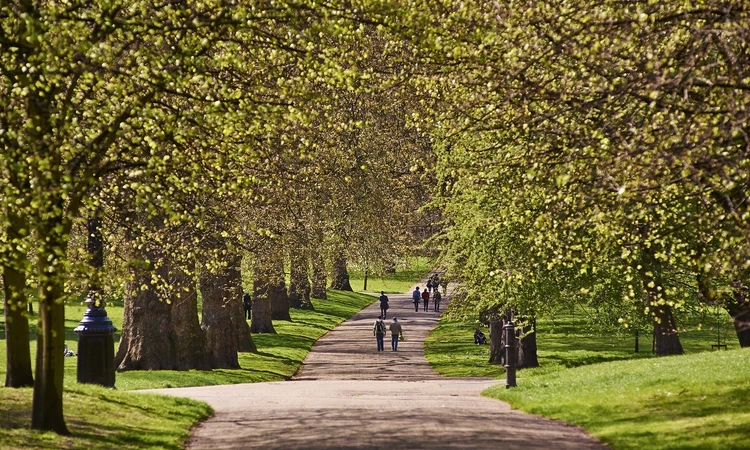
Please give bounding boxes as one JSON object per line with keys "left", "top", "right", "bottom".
{"left": 0, "top": 289, "right": 377, "bottom": 448}
{"left": 348, "top": 255, "right": 436, "bottom": 294}
{"left": 486, "top": 349, "right": 750, "bottom": 450}
{"left": 425, "top": 307, "right": 749, "bottom": 449}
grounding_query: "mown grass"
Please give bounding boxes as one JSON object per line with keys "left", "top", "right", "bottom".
{"left": 0, "top": 289, "right": 378, "bottom": 448}
{"left": 487, "top": 349, "right": 750, "bottom": 450}
{"left": 0, "top": 384, "right": 211, "bottom": 450}
{"left": 425, "top": 306, "right": 749, "bottom": 449}
{"left": 348, "top": 255, "right": 437, "bottom": 294}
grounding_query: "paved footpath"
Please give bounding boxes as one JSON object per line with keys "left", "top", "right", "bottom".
{"left": 146, "top": 282, "right": 606, "bottom": 449}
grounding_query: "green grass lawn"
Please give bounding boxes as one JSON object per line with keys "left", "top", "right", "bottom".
{"left": 348, "top": 255, "right": 437, "bottom": 294}
{"left": 425, "top": 306, "right": 749, "bottom": 449}
{"left": 0, "top": 289, "right": 378, "bottom": 449}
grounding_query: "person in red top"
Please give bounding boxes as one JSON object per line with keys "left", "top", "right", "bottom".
{"left": 421, "top": 288, "right": 430, "bottom": 311}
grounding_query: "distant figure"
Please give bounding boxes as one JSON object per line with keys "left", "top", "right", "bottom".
{"left": 379, "top": 291, "right": 389, "bottom": 319}
{"left": 412, "top": 287, "right": 421, "bottom": 312}
{"left": 474, "top": 328, "right": 487, "bottom": 345}
{"left": 373, "top": 315, "right": 387, "bottom": 351}
{"left": 426, "top": 277, "right": 434, "bottom": 294}
{"left": 433, "top": 290, "right": 442, "bottom": 312}
{"left": 433, "top": 275, "right": 441, "bottom": 293}
{"left": 421, "top": 289, "right": 430, "bottom": 311}
{"left": 389, "top": 317, "right": 404, "bottom": 351}
{"left": 243, "top": 292, "right": 252, "bottom": 320}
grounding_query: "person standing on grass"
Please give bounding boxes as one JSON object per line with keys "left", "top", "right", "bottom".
{"left": 421, "top": 288, "right": 430, "bottom": 311}
{"left": 389, "top": 317, "right": 403, "bottom": 351}
{"left": 412, "top": 287, "right": 421, "bottom": 312}
{"left": 373, "top": 315, "right": 387, "bottom": 351}
{"left": 379, "top": 291, "right": 389, "bottom": 319}
{"left": 433, "top": 289, "right": 441, "bottom": 312}
{"left": 243, "top": 292, "right": 252, "bottom": 320}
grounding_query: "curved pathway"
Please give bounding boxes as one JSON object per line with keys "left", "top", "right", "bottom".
{"left": 146, "top": 283, "right": 606, "bottom": 449}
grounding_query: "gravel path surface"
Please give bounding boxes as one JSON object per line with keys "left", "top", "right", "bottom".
{"left": 145, "top": 281, "right": 606, "bottom": 449}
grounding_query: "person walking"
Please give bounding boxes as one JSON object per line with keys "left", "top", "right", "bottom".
{"left": 412, "top": 287, "right": 421, "bottom": 312}
{"left": 243, "top": 292, "right": 252, "bottom": 320}
{"left": 389, "top": 317, "right": 403, "bottom": 351}
{"left": 421, "top": 288, "right": 430, "bottom": 311}
{"left": 379, "top": 291, "right": 389, "bottom": 319}
{"left": 373, "top": 315, "right": 387, "bottom": 351}
{"left": 426, "top": 277, "right": 433, "bottom": 294}
{"left": 433, "top": 289, "right": 441, "bottom": 312}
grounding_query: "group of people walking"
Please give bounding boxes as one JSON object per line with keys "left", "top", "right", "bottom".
{"left": 412, "top": 273, "right": 442, "bottom": 312}
{"left": 372, "top": 273, "right": 445, "bottom": 352}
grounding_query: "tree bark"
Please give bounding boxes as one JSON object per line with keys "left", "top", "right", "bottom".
{"left": 640, "top": 248, "right": 683, "bottom": 356}
{"left": 200, "top": 253, "right": 241, "bottom": 369}
{"left": 727, "top": 289, "right": 750, "bottom": 348}
{"left": 170, "top": 262, "right": 210, "bottom": 370}
{"left": 115, "top": 251, "right": 176, "bottom": 371}
{"left": 31, "top": 224, "right": 69, "bottom": 434}
{"left": 488, "top": 310, "right": 504, "bottom": 364}
{"left": 289, "top": 251, "right": 313, "bottom": 310}
{"left": 3, "top": 210, "right": 34, "bottom": 388}
{"left": 517, "top": 317, "right": 539, "bottom": 369}
{"left": 330, "top": 252, "right": 353, "bottom": 291}
{"left": 311, "top": 252, "right": 327, "bottom": 299}
{"left": 225, "top": 253, "right": 255, "bottom": 352}
{"left": 250, "top": 248, "right": 277, "bottom": 334}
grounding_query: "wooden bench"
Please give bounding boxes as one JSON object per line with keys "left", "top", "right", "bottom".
{"left": 711, "top": 343, "right": 728, "bottom": 350}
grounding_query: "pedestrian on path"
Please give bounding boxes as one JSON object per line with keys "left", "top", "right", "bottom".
{"left": 433, "top": 290, "right": 441, "bottom": 312}
{"left": 389, "top": 317, "right": 403, "bottom": 351}
{"left": 412, "top": 287, "right": 421, "bottom": 312}
{"left": 421, "top": 289, "right": 430, "bottom": 311}
{"left": 426, "top": 277, "right": 433, "bottom": 294}
{"left": 379, "top": 291, "right": 389, "bottom": 319}
{"left": 373, "top": 315, "right": 386, "bottom": 351}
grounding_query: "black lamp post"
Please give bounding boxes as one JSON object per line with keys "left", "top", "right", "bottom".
{"left": 503, "top": 315, "right": 517, "bottom": 388}
{"left": 74, "top": 214, "right": 116, "bottom": 387}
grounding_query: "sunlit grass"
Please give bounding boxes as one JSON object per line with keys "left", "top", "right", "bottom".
{"left": 0, "top": 290, "right": 378, "bottom": 448}
{"left": 348, "top": 255, "right": 436, "bottom": 294}
{"left": 425, "top": 306, "right": 748, "bottom": 449}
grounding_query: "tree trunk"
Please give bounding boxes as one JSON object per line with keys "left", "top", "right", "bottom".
{"left": 311, "top": 252, "right": 327, "bottom": 299}
{"left": 200, "top": 256, "right": 241, "bottom": 369}
{"left": 727, "top": 289, "right": 750, "bottom": 348}
{"left": 488, "top": 313, "right": 504, "bottom": 364}
{"left": 640, "top": 248, "right": 683, "bottom": 356}
{"left": 115, "top": 251, "right": 176, "bottom": 371}
{"left": 170, "top": 262, "right": 210, "bottom": 370}
{"left": 250, "top": 248, "right": 277, "bottom": 334}
{"left": 289, "top": 251, "right": 313, "bottom": 310}
{"left": 224, "top": 253, "right": 255, "bottom": 353}
{"left": 517, "top": 317, "right": 539, "bottom": 369}
{"left": 31, "top": 228, "right": 69, "bottom": 434}
{"left": 3, "top": 210, "right": 34, "bottom": 388}
{"left": 330, "top": 252, "right": 353, "bottom": 291}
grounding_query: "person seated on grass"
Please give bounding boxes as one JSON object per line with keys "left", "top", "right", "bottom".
{"left": 474, "top": 328, "right": 487, "bottom": 345}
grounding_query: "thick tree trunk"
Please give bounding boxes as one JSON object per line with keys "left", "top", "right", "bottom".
{"left": 115, "top": 252, "right": 176, "bottom": 371}
{"left": 170, "top": 262, "right": 210, "bottom": 370}
{"left": 3, "top": 212, "right": 34, "bottom": 387}
{"left": 32, "top": 230, "right": 69, "bottom": 434}
{"left": 640, "top": 248, "right": 683, "bottom": 356}
{"left": 311, "top": 252, "right": 327, "bottom": 299}
{"left": 250, "top": 247, "right": 277, "bottom": 334}
{"left": 727, "top": 289, "right": 750, "bottom": 348}
{"left": 488, "top": 313, "right": 504, "bottom": 364}
{"left": 517, "top": 318, "right": 539, "bottom": 369}
{"left": 224, "top": 253, "right": 255, "bottom": 353}
{"left": 652, "top": 303, "right": 684, "bottom": 355}
{"left": 330, "top": 252, "right": 353, "bottom": 291}
{"left": 200, "top": 256, "right": 241, "bottom": 369}
{"left": 289, "top": 251, "right": 313, "bottom": 310}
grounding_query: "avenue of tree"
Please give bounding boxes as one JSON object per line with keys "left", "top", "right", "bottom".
{"left": 2, "top": 0, "right": 749, "bottom": 436}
